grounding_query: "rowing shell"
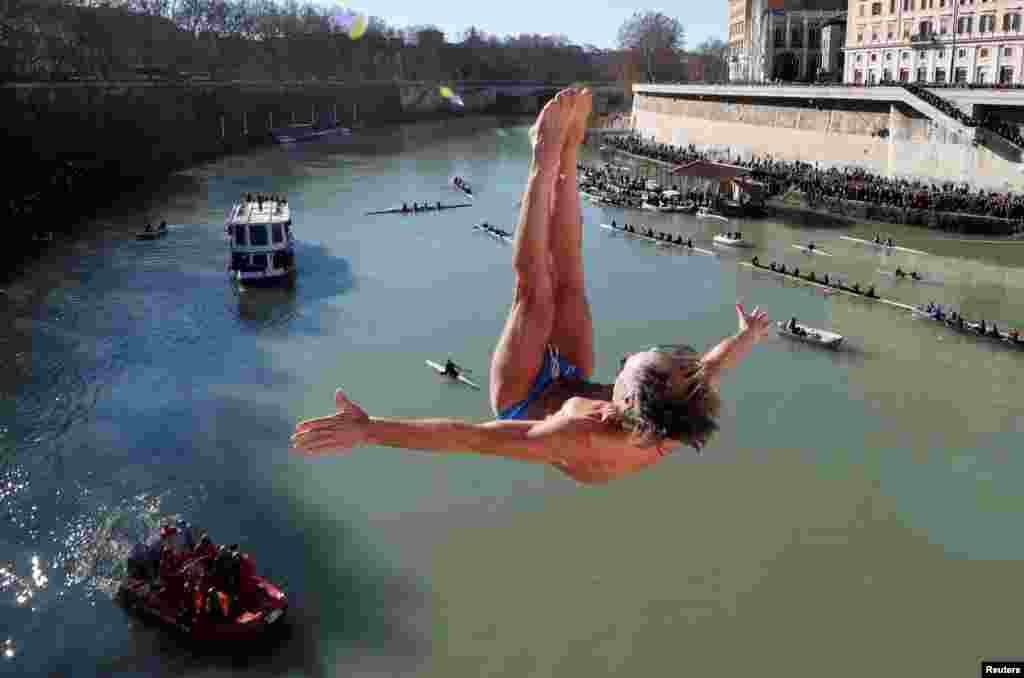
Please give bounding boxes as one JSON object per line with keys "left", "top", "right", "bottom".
{"left": 840, "top": 236, "right": 929, "bottom": 256}
{"left": 793, "top": 245, "right": 833, "bottom": 257}
{"left": 366, "top": 204, "right": 473, "bottom": 216}
{"left": 425, "top": 360, "right": 482, "bottom": 389}
{"left": 452, "top": 180, "right": 474, "bottom": 197}
{"left": 598, "top": 224, "right": 716, "bottom": 256}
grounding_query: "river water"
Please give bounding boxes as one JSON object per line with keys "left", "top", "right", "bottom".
{"left": 3, "top": 115, "right": 1024, "bottom": 677}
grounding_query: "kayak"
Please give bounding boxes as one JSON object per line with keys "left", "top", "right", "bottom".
{"left": 366, "top": 203, "right": 472, "bottom": 216}
{"left": 473, "top": 225, "right": 513, "bottom": 243}
{"left": 793, "top": 244, "right": 833, "bottom": 257}
{"left": 776, "top": 321, "right": 844, "bottom": 349}
{"left": 713, "top": 234, "right": 752, "bottom": 248}
{"left": 841, "top": 235, "right": 929, "bottom": 256}
{"left": 598, "top": 223, "right": 716, "bottom": 256}
{"left": 426, "top": 360, "right": 482, "bottom": 389}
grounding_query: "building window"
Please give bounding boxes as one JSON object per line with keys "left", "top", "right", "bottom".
{"left": 860, "top": 4, "right": 866, "bottom": 15}
{"left": 886, "top": 52, "right": 893, "bottom": 60}
{"left": 791, "top": 28, "right": 802, "bottom": 45}
{"left": 903, "top": 0, "right": 909, "bottom": 10}
{"left": 775, "top": 28, "right": 785, "bottom": 46}
{"left": 1000, "top": 66, "right": 1014, "bottom": 84}
{"left": 976, "top": 67, "right": 988, "bottom": 83}
{"left": 955, "top": 67, "right": 968, "bottom": 82}
{"left": 919, "top": 21, "right": 933, "bottom": 35}
{"left": 938, "top": 49, "right": 944, "bottom": 58}
{"left": 902, "top": 52, "right": 910, "bottom": 61}
{"left": 855, "top": 70, "right": 864, "bottom": 83}
{"left": 916, "top": 67, "right": 927, "bottom": 81}
{"left": 935, "top": 67, "right": 946, "bottom": 82}
{"left": 857, "top": 53, "right": 864, "bottom": 62}
{"left": 957, "top": 17, "right": 972, "bottom": 34}
{"left": 858, "top": 32, "right": 864, "bottom": 42}
{"left": 940, "top": 18, "right": 949, "bottom": 34}
{"left": 1003, "top": 13, "right": 1021, "bottom": 32}
{"left": 979, "top": 47, "right": 989, "bottom": 57}
{"left": 871, "top": 53, "right": 879, "bottom": 61}
{"left": 918, "top": 49, "right": 926, "bottom": 58}
{"left": 890, "top": 0, "right": 896, "bottom": 11}
{"left": 888, "top": 30, "right": 894, "bottom": 39}
{"left": 1005, "top": 47, "right": 1013, "bottom": 57}
{"left": 872, "top": 2, "right": 883, "bottom": 14}
{"left": 883, "top": 68, "right": 893, "bottom": 81}
{"left": 979, "top": 15, "right": 995, "bottom": 32}
{"left": 958, "top": 47, "right": 966, "bottom": 57}
{"left": 873, "top": 32, "right": 879, "bottom": 41}
{"left": 809, "top": 27, "right": 820, "bottom": 43}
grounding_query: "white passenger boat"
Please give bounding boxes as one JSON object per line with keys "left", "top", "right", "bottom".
{"left": 225, "top": 196, "right": 296, "bottom": 286}
{"left": 776, "top": 321, "right": 844, "bottom": 349}
{"left": 713, "top": 233, "right": 752, "bottom": 248}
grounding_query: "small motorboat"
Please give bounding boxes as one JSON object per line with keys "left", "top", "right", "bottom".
{"left": 118, "top": 526, "right": 287, "bottom": 643}
{"left": 713, "top": 233, "right": 752, "bottom": 248}
{"left": 136, "top": 222, "right": 168, "bottom": 240}
{"left": 696, "top": 207, "right": 728, "bottom": 221}
{"left": 776, "top": 321, "right": 844, "bottom": 349}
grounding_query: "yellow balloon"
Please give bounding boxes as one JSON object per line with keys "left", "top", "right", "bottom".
{"left": 439, "top": 86, "right": 454, "bottom": 98}
{"left": 349, "top": 13, "right": 367, "bottom": 39}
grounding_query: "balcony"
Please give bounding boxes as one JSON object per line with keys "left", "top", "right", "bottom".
{"left": 910, "top": 33, "right": 937, "bottom": 43}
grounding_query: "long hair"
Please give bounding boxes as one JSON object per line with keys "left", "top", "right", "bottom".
{"left": 619, "top": 347, "right": 721, "bottom": 453}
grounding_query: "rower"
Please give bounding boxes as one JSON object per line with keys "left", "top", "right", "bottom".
{"left": 793, "top": 267, "right": 800, "bottom": 277}
{"left": 979, "top": 319, "right": 987, "bottom": 333}
{"left": 873, "top": 235, "right": 881, "bottom": 244}
{"left": 752, "top": 256, "right": 759, "bottom": 266}
{"left": 442, "top": 359, "right": 459, "bottom": 378}
{"left": 437, "top": 201, "right": 442, "bottom": 210}
{"left": 686, "top": 238, "right": 693, "bottom": 249}
{"left": 887, "top": 238, "right": 894, "bottom": 247}
{"left": 895, "top": 267, "right": 905, "bottom": 278}
{"left": 823, "top": 274, "right": 829, "bottom": 285}
{"left": 144, "top": 223, "right": 153, "bottom": 232}
{"left": 807, "top": 242, "right": 815, "bottom": 251}
{"left": 611, "top": 220, "right": 617, "bottom": 229}
{"left": 788, "top": 317, "right": 800, "bottom": 333}
{"left": 402, "top": 202, "right": 409, "bottom": 213}
{"left": 911, "top": 272, "right": 921, "bottom": 281}
{"left": 866, "top": 286, "right": 876, "bottom": 298}
{"left": 159, "top": 220, "right": 167, "bottom": 231}
{"left": 779, "top": 264, "right": 786, "bottom": 274}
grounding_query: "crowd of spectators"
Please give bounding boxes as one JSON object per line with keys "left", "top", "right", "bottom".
{"left": 602, "top": 134, "right": 1024, "bottom": 221}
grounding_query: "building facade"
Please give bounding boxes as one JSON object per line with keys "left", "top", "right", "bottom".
{"left": 756, "top": 7, "right": 850, "bottom": 80}
{"left": 844, "top": 0, "right": 1024, "bottom": 85}
{"left": 729, "top": 0, "right": 756, "bottom": 80}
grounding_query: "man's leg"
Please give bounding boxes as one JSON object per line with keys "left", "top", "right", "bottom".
{"left": 547, "top": 89, "right": 594, "bottom": 379}
{"left": 489, "top": 90, "right": 575, "bottom": 415}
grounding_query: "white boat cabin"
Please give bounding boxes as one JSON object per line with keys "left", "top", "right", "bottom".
{"left": 225, "top": 196, "right": 295, "bottom": 283}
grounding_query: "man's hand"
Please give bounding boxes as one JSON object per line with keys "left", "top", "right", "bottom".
{"left": 291, "top": 389, "right": 371, "bottom": 456}
{"left": 736, "top": 303, "right": 770, "bottom": 342}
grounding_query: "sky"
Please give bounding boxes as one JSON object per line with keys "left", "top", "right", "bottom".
{"left": 331, "top": 1, "right": 727, "bottom": 50}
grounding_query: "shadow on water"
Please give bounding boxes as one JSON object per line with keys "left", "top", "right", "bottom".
{"left": 232, "top": 242, "right": 356, "bottom": 333}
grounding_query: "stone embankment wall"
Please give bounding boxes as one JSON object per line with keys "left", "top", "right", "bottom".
{"left": 633, "top": 94, "right": 1024, "bottom": 192}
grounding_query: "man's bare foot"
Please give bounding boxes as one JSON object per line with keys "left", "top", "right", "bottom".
{"left": 529, "top": 89, "right": 575, "bottom": 174}
{"left": 564, "top": 88, "right": 592, "bottom": 152}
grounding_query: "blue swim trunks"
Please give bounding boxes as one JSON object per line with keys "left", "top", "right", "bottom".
{"left": 497, "top": 345, "right": 580, "bottom": 420}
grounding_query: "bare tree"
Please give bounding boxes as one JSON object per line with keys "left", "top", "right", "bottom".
{"left": 695, "top": 37, "right": 728, "bottom": 82}
{"left": 616, "top": 10, "right": 684, "bottom": 83}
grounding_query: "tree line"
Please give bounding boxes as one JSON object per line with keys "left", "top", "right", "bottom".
{"left": 1, "top": 2, "right": 726, "bottom": 85}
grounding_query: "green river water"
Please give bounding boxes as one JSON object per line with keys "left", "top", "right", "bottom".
{"left": 2, "top": 115, "right": 1023, "bottom": 677}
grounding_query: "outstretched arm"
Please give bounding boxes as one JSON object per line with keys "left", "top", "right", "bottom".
{"left": 292, "top": 390, "right": 584, "bottom": 465}
{"left": 702, "top": 304, "right": 770, "bottom": 387}
{"left": 292, "top": 390, "right": 665, "bottom": 484}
